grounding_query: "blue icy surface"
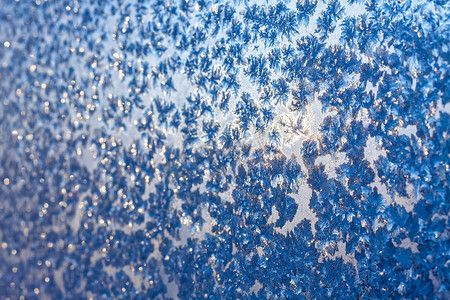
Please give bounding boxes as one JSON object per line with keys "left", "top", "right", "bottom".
{"left": 0, "top": 0, "right": 449, "bottom": 298}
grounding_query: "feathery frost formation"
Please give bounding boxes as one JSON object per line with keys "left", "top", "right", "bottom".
{"left": 0, "top": 0, "right": 449, "bottom": 298}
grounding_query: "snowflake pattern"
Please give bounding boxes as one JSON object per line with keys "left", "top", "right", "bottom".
{"left": 0, "top": 0, "right": 449, "bottom": 298}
